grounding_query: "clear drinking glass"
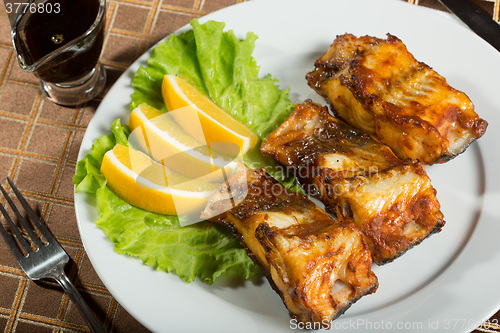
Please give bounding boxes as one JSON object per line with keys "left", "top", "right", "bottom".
{"left": 9, "top": 0, "right": 106, "bottom": 106}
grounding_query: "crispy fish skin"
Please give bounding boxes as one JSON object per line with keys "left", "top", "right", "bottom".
{"left": 260, "top": 100, "right": 401, "bottom": 183}
{"left": 260, "top": 100, "right": 444, "bottom": 264}
{"left": 256, "top": 221, "right": 377, "bottom": 325}
{"left": 201, "top": 163, "right": 378, "bottom": 327}
{"left": 313, "top": 160, "right": 444, "bottom": 263}
{"left": 306, "top": 33, "right": 487, "bottom": 165}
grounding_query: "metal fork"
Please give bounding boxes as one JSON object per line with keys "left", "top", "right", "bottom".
{"left": 0, "top": 178, "right": 106, "bottom": 333}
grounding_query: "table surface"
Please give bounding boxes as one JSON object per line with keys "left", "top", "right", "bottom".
{"left": 0, "top": 0, "right": 499, "bottom": 332}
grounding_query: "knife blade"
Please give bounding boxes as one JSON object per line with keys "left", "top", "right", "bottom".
{"left": 438, "top": 0, "right": 500, "bottom": 52}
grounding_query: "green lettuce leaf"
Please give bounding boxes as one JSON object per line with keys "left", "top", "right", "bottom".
{"left": 131, "top": 19, "right": 295, "bottom": 140}
{"left": 73, "top": 119, "right": 260, "bottom": 284}
{"left": 131, "top": 18, "right": 301, "bottom": 191}
{"left": 73, "top": 119, "right": 129, "bottom": 193}
{"left": 74, "top": 19, "right": 299, "bottom": 284}
{"left": 96, "top": 185, "right": 259, "bottom": 284}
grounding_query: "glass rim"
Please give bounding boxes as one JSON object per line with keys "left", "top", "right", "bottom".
{"left": 11, "top": 0, "right": 106, "bottom": 73}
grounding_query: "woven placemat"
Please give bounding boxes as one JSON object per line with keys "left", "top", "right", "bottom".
{"left": 0, "top": 0, "right": 498, "bottom": 332}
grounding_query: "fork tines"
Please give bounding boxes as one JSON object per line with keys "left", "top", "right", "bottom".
{"left": 0, "top": 178, "right": 106, "bottom": 333}
{"left": 0, "top": 178, "right": 56, "bottom": 257}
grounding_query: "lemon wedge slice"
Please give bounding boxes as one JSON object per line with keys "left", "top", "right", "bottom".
{"left": 161, "top": 74, "right": 259, "bottom": 155}
{"left": 128, "top": 103, "right": 239, "bottom": 182}
{"left": 100, "top": 143, "right": 220, "bottom": 216}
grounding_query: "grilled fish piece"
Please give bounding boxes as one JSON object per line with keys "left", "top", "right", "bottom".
{"left": 260, "top": 100, "right": 402, "bottom": 182}
{"left": 261, "top": 100, "right": 445, "bottom": 264}
{"left": 201, "top": 163, "right": 378, "bottom": 327}
{"left": 306, "top": 33, "right": 487, "bottom": 165}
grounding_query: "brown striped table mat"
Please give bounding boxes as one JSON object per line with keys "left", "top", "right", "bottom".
{"left": 0, "top": 0, "right": 498, "bottom": 332}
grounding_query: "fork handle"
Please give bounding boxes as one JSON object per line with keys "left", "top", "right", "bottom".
{"left": 51, "top": 269, "right": 107, "bottom": 333}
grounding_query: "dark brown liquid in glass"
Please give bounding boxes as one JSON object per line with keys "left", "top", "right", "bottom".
{"left": 16, "top": 0, "right": 103, "bottom": 83}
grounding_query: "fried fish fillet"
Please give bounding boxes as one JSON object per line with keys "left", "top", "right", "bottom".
{"left": 261, "top": 100, "right": 445, "bottom": 264}
{"left": 201, "top": 163, "right": 378, "bottom": 327}
{"left": 306, "top": 33, "right": 487, "bottom": 165}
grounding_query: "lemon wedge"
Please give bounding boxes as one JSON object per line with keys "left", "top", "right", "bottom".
{"left": 161, "top": 74, "right": 259, "bottom": 155}
{"left": 100, "top": 143, "right": 220, "bottom": 216}
{"left": 128, "top": 103, "right": 239, "bottom": 182}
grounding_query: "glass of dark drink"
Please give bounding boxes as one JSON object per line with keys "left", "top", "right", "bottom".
{"left": 9, "top": 0, "right": 106, "bottom": 106}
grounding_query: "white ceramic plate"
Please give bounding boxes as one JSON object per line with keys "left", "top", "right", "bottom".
{"left": 75, "top": 0, "right": 500, "bottom": 331}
